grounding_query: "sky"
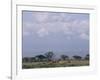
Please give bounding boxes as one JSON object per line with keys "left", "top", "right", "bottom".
{"left": 22, "top": 11, "right": 89, "bottom": 58}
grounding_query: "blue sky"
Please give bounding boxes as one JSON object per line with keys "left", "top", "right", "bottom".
{"left": 22, "top": 11, "right": 89, "bottom": 57}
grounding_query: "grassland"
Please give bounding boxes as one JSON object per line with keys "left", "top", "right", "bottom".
{"left": 22, "top": 60, "right": 89, "bottom": 69}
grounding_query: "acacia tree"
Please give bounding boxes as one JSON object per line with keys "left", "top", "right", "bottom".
{"left": 35, "top": 55, "right": 46, "bottom": 62}
{"left": 84, "top": 54, "right": 89, "bottom": 60}
{"left": 61, "top": 55, "right": 69, "bottom": 60}
{"left": 73, "top": 55, "right": 82, "bottom": 60}
{"left": 45, "top": 51, "right": 55, "bottom": 61}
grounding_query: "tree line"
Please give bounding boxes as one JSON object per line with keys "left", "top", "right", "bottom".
{"left": 22, "top": 51, "right": 89, "bottom": 63}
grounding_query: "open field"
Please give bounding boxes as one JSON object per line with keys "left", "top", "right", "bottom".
{"left": 22, "top": 60, "right": 89, "bottom": 69}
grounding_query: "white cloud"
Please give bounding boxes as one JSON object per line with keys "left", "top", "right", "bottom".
{"left": 23, "top": 20, "right": 89, "bottom": 39}
{"left": 23, "top": 31, "right": 30, "bottom": 36}
{"left": 23, "top": 12, "right": 89, "bottom": 40}
{"left": 79, "top": 33, "right": 89, "bottom": 40}
{"left": 24, "top": 22, "right": 33, "bottom": 27}
{"left": 37, "top": 28, "right": 49, "bottom": 37}
{"left": 32, "top": 12, "right": 49, "bottom": 22}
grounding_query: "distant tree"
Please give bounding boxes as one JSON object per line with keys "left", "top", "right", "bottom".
{"left": 45, "top": 51, "right": 55, "bottom": 61}
{"left": 84, "top": 54, "right": 89, "bottom": 60}
{"left": 22, "top": 57, "right": 30, "bottom": 62}
{"left": 30, "top": 57, "right": 36, "bottom": 62}
{"left": 35, "top": 55, "right": 46, "bottom": 61}
{"left": 61, "top": 55, "right": 69, "bottom": 60}
{"left": 73, "top": 55, "right": 82, "bottom": 60}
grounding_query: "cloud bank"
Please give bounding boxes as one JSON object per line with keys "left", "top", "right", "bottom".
{"left": 23, "top": 11, "right": 89, "bottom": 40}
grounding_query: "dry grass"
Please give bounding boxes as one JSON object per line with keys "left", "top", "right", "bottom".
{"left": 22, "top": 60, "right": 89, "bottom": 69}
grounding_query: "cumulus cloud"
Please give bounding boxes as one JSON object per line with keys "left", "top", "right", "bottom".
{"left": 23, "top": 11, "right": 89, "bottom": 40}
{"left": 37, "top": 27, "right": 49, "bottom": 37}
{"left": 23, "top": 31, "right": 30, "bottom": 36}
{"left": 79, "top": 33, "right": 89, "bottom": 40}
{"left": 32, "top": 12, "right": 49, "bottom": 22}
